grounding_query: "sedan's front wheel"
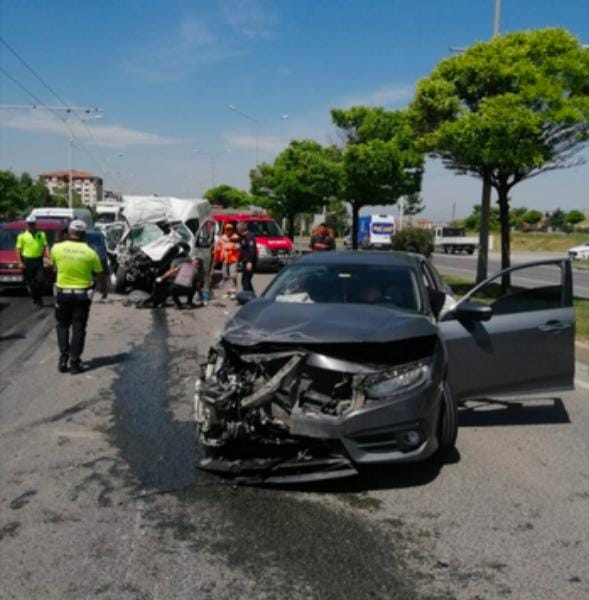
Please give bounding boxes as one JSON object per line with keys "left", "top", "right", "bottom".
{"left": 436, "top": 383, "right": 458, "bottom": 458}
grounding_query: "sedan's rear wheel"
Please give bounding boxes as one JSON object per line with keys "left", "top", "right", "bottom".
{"left": 436, "top": 383, "right": 458, "bottom": 458}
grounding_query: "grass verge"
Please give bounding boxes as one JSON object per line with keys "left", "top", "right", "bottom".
{"left": 490, "top": 232, "right": 589, "bottom": 253}
{"left": 442, "top": 274, "right": 589, "bottom": 344}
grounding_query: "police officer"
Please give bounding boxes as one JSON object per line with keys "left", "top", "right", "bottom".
{"left": 50, "top": 220, "right": 108, "bottom": 374}
{"left": 16, "top": 215, "right": 48, "bottom": 307}
{"left": 236, "top": 222, "right": 257, "bottom": 293}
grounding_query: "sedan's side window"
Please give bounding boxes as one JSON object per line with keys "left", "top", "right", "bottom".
{"left": 468, "top": 263, "right": 566, "bottom": 316}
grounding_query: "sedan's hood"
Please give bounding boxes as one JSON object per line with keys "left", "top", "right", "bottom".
{"left": 222, "top": 299, "right": 437, "bottom": 346}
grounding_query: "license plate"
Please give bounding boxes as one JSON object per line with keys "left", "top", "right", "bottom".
{"left": 0, "top": 274, "right": 24, "bottom": 282}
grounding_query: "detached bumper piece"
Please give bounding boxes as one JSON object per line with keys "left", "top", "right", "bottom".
{"left": 199, "top": 452, "right": 358, "bottom": 486}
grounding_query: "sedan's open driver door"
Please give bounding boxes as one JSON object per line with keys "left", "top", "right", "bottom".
{"left": 439, "top": 259, "right": 575, "bottom": 402}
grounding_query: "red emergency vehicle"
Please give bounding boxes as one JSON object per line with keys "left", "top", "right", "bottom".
{"left": 213, "top": 213, "right": 293, "bottom": 271}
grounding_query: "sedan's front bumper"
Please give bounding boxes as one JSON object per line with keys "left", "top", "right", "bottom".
{"left": 288, "top": 378, "right": 444, "bottom": 466}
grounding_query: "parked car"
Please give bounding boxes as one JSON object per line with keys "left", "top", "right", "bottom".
{"left": 29, "top": 207, "right": 94, "bottom": 229}
{"left": 213, "top": 213, "right": 293, "bottom": 271}
{"left": 568, "top": 241, "right": 589, "bottom": 261}
{"left": 0, "top": 220, "right": 65, "bottom": 289}
{"left": 195, "top": 251, "right": 574, "bottom": 484}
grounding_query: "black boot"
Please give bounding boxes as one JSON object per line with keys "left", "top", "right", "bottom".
{"left": 70, "top": 360, "right": 86, "bottom": 375}
{"left": 58, "top": 355, "right": 69, "bottom": 373}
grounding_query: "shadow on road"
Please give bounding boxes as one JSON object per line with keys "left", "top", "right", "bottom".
{"left": 86, "top": 352, "right": 130, "bottom": 371}
{"left": 458, "top": 397, "right": 570, "bottom": 427}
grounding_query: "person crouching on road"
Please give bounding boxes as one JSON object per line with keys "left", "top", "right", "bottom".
{"left": 50, "top": 220, "right": 108, "bottom": 374}
{"left": 156, "top": 256, "right": 203, "bottom": 309}
{"left": 309, "top": 223, "right": 335, "bottom": 252}
{"left": 219, "top": 223, "right": 240, "bottom": 297}
{"left": 16, "top": 215, "right": 49, "bottom": 308}
{"left": 236, "top": 222, "right": 257, "bottom": 293}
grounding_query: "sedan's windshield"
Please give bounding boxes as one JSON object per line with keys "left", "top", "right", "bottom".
{"left": 263, "top": 263, "right": 422, "bottom": 312}
{"left": 0, "top": 229, "right": 57, "bottom": 250}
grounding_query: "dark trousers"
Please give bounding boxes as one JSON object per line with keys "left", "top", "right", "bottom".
{"left": 170, "top": 283, "right": 198, "bottom": 307}
{"left": 23, "top": 257, "right": 44, "bottom": 304}
{"left": 241, "top": 264, "right": 255, "bottom": 293}
{"left": 55, "top": 292, "right": 91, "bottom": 362}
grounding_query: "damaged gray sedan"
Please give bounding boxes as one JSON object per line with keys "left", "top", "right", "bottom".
{"left": 195, "top": 252, "right": 575, "bottom": 484}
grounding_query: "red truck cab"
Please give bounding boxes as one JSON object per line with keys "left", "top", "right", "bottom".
{"left": 0, "top": 220, "right": 66, "bottom": 288}
{"left": 213, "top": 213, "right": 293, "bottom": 271}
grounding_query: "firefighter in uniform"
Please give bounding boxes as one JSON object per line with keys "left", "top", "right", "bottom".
{"left": 16, "top": 215, "right": 48, "bottom": 307}
{"left": 50, "top": 220, "right": 108, "bottom": 374}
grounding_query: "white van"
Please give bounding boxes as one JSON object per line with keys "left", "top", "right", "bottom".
{"left": 29, "top": 207, "right": 94, "bottom": 229}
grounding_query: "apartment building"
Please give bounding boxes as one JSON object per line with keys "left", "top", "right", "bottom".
{"left": 40, "top": 170, "right": 103, "bottom": 207}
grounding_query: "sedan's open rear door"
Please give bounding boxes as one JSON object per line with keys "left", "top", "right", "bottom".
{"left": 439, "top": 259, "right": 575, "bottom": 402}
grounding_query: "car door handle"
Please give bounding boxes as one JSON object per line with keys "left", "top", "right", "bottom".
{"left": 538, "top": 320, "right": 571, "bottom": 333}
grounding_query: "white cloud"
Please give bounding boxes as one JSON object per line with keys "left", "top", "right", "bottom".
{"left": 122, "top": 16, "right": 243, "bottom": 83}
{"left": 337, "top": 85, "right": 414, "bottom": 109}
{"left": 220, "top": 0, "right": 277, "bottom": 39}
{"left": 0, "top": 111, "right": 179, "bottom": 147}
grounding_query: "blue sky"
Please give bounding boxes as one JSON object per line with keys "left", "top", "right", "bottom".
{"left": 1, "top": 0, "right": 588, "bottom": 221}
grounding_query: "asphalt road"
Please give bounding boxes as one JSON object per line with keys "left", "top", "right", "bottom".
{"left": 431, "top": 251, "right": 589, "bottom": 299}
{"left": 1, "top": 281, "right": 588, "bottom": 599}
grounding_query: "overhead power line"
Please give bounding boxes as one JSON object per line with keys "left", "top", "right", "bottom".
{"left": 0, "top": 37, "right": 109, "bottom": 176}
{"left": 0, "top": 36, "right": 71, "bottom": 108}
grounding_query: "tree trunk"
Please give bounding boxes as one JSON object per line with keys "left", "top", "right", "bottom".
{"left": 476, "top": 177, "right": 492, "bottom": 284}
{"left": 352, "top": 202, "right": 360, "bottom": 250}
{"left": 497, "top": 188, "right": 511, "bottom": 292}
{"left": 287, "top": 213, "right": 296, "bottom": 241}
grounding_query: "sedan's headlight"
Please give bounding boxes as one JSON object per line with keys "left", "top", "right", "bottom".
{"left": 365, "top": 360, "right": 432, "bottom": 399}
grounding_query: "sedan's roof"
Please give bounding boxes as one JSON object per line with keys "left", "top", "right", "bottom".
{"left": 296, "top": 250, "right": 421, "bottom": 268}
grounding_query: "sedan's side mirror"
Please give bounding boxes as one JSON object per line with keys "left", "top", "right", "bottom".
{"left": 235, "top": 291, "right": 256, "bottom": 305}
{"left": 454, "top": 301, "right": 493, "bottom": 322}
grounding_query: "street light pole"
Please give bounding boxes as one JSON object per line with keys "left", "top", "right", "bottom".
{"left": 228, "top": 104, "right": 260, "bottom": 164}
{"left": 228, "top": 104, "right": 288, "bottom": 165}
{"left": 193, "top": 149, "right": 221, "bottom": 188}
{"left": 68, "top": 131, "right": 74, "bottom": 208}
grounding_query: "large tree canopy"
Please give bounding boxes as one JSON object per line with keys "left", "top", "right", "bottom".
{"left": 411, "top": 28, "right": 589, "bottom": 286}
{"left": 250, "top": 139, "right": 341, "bottom": 239}
{"left": 331, "top": 107, "right": 424, "bottom": 249}
{"left": 203, "top": 184, "right": 252, "bottom": 209}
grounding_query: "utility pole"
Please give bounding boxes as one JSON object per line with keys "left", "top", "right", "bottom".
{"left": 476, "top": 0, "right": 501, "bottom": 283}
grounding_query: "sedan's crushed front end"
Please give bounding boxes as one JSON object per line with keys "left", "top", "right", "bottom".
{"left": 194, "top": 334, "right": 445, "bottom": 484}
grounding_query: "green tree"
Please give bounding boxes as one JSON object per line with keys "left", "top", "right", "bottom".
{"left": 463, "top": 205, "right": 501, "bottom": 232}
{"left": 324, "top": 198, "right": 350, "bottom": 237}
{"left": 509, "top": 206, "right": 529, "bottom": 230}
{"left": 331, "top": 107, "right": 424, "bottom": 249}
{"left": 250, "top": 140, "right": 342, "bottom": 239}
{"left": 203, "top": 184, "right": 252, "bottom": 208}
{"left": 49, "top": 185, "right": 83, "bottom": 208}
{"left": 548, "top": 208, "right": 567, "bottom": 231}
{"left": 411, "top": 28, "right": 589, "bottom": 289}
{"left": 566, "top": 209, "right": 586, "bottom": 228}
{"left": 521, "top": 209, "right": 544, "bottom": 228}
{"left": 403, "top": 192, "right": 425, "bottom": 218}
{"left": 0, "top": 170, "right": 52, "bottom": 219}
